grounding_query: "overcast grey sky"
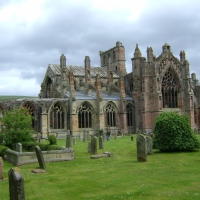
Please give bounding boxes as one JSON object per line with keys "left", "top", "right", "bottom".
{"left": 0, "top": 0, "right": 200, "bottom": 96}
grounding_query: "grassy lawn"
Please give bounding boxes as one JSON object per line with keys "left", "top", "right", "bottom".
{"left": 1, "top": 135, "right": 200, "bottom": 200}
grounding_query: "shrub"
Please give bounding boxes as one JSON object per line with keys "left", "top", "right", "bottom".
{"left": 153, "top": 112, "right": 200, "bottom": 152}
{"left": 0, "top": 145, "right": 9, "bottom": 157}
{"left": 48, "top": 135, "right": 57, "bottom": 145}
{"left": 0, "top": 107, "right": 34, "bottom": 148}
{"left": 22, "top": 142, "right": 61, "bottom": 151}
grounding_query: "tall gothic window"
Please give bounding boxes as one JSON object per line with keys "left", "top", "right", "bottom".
{"left": 78, "top": 102, "right": 92, "bottom": 128}
{"left": 105, "top": 103, "right": 116, "bottom": 127}
{"left": 50, "top": 103, "right": 64, "bottom": 129}
{"left": 126, "top": 104, "right": 134, "bottom": 126}
{"left": 162, "top": 70, "right": 178, "bottom": 108}
{"left": 130, "top": 78, "right": 133, "bottom": 93}
{"left": 46, "top": 77, "right": 52, "bottom": 98}
{"left": 23, "top": 102, "right": 35, "bottom": 128}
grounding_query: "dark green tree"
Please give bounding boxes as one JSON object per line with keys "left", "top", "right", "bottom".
{"left": 153, "top": 112, "right": 200, "bottom": 152}
{"left": 0, "top": 107, "right": 34, "bottom": 148}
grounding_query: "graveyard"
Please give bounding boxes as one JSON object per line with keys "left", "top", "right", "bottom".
{"left": 1, "top": 135, "right": 200, "bottom": 200}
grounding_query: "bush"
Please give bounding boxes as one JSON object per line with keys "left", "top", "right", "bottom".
{"left": 153, "top": 112, "right": 200, "bottom": 152}
{"left": 48, "top": 135, "right": 57, "bottom": 145}
{"left": 0, "top": 107, "right": 34, "bottom": 148}
{"left": 0, "top": 145, "right": 9, "bottom": 157}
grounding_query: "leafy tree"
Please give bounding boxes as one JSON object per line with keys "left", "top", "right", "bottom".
{"left": 0, "top": 107, "right": 34, "bottom": 148}
{"left": 153, "top": 111, "right": 200, "bottom": 152}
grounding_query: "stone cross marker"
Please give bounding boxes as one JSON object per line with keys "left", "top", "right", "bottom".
{"left": 90, "top": 135, "right": 97, "bottom": 154}
{"left": 35, "top": 146, "right": 46, "bottom": 170}
{"left": 0, "top": 157, "right": 3, "bottom": 180}
{"left": 8, "top": 167, "right": 25, "bottom": 200}
{"left": 16, "top": 143, "right": 22, "bottom": 153}
{"left": 99, "top": 136, "right": 104, "bottom": 149}
{"left": 137, "top": 134, "right": 147, "bottom": 162}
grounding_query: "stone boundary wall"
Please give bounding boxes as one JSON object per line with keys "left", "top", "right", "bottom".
{"left": 5, "top": 148, "right": 74, "bottom": 166}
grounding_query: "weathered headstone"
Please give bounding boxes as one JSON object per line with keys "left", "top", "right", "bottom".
{"left": 88, "top": 142, "right": 91, "bottom": 153}
{"left": 87, "top": 131, "right": 90, "bottom": 140}
{"left": 79, "top": 135, "right": 83, "bottom": 142}
{"left": 83, "top": 130, "right": 86, "bottom": 142}
{"left": 137, "top": 134, "right": 147, "bottom": 162}
{"left": 114, "top": 132, "right": 117, "bottom": 139}
{"left": 131, "top": 135, "right": 134, "bottom": 141}
{"left": 146, "top": 136, "right": 153, "bottom": 155}
{"left": 73, "top": 137, "right": 76, "bottom": 145}
{"left": 90, "top": 135, "right": 97, "bottom": 154}
{"left": 66, "top": 134, "right": 72, "bottom": 148}
{"left": 16, "top": 143, "right": 22, "bottom": 153}
{"left": 8, "top": 167, "right": 25, "bottom": 200}
{"left": 99, "top": 136, "right": 104, "bottom": 149}
{"left": 0, "top": 157, "right": 3, "bottom": 180}
{"left": 35, "top": 146, "right": 46, "bottom": 170}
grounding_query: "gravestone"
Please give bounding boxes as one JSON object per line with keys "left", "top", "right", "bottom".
{"left": 79, "top": 135, "right": 83, "bottom": 142}
{"left": 131, "top": 135, "right": 134, "bottom": 141}
{"left": 114, "top": 132, "right": 117, "bottom": 139}
{"left": 146, "top": 136, "right": 153, "bottom": 155}
{"left": 137, "top": 134, "right": 147, "bottom": 162}
{"left": 66, "top": 134, "right": 72, "bottom": 148}
{"left": 73, "top": 137, "right": 76, "bottom": 145}
{"left": 99, "top": 136, "right": 104, "bottom": 149}
{"left": 35, "top": 146, "right": 46, "bottom": 170}
{"left": 83, "top": 130, "right": 86, "bottom": 142}
{"left": 88, "top": 142, "right": 91, "bottom": 153}
{"left": 16, "top": 143, "right": 22, "bottom": 153}
{"left": 87, "top": 131, "right": 90, "bottom": 140}
{"left": 8, "top": 167, "right": 25, "bottom": 200}
{"left": 90, "top": 135, "right": 97, "bottom": 154}
{"left": 0, "top": 157, "right": 3, "bottom": 180}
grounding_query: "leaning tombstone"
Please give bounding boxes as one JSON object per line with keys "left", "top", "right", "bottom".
{"left": 90, "top": 135, "right": 97, "bottom": 154}
{"left": 99, "top": 136, "right": 104, "bottom": 149}
{"left": 137, "top": 134, "right": 147, "bottom": 162}
{"left": 16, "top": 143, "right": 22, "bottom": 153}
{"left": 34, "top": 146, "right": 46, "bottom": 170}
{"left": 0, "top": 157, "right": 3, "bottom": 181}
{"left": 8, "top": 167, "right": 25, "bottom": 200}
{"left": 146, "top": 136, "right": 153, "bottom": 155}
{"left": 66, "top": 134, "right": 72, "bottom": 148}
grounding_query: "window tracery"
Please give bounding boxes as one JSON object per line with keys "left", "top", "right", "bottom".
{"left": 126, "top": 104, "right": 134, "bottom": 126}
{"left": 50, "top": 103, "right": 64, "bottom": 129}
{"left": 23, "top": 102, "right": 35, "bottom": 128}
{"left": 105, "top": 103, "right": 116, "bottom": 127}
{"left": 162, "top": 71, "right": 178, "bottom": 108}
{"left": 78, "top": 102, "right": 92, "bottom": 128}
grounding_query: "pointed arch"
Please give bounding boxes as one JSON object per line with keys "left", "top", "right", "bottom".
{"left": 21, "top": 101, "right": 36, "bottom": 128}
{"left": 161, "top": 68, "right": 180, "bottom": 108}
{"left": 104, "top": 102, "right": 118, "bottom": 127}
{"left": 77, "top": 101, "right": 93, "bottom": 128}
{"left": 126, "top": 104, "right": 134, "bottom": 126}
{"left": 46, "top": 76, "right": 53, "bottom": 98}
{"left": 49, "top": 101, "right": 65, "bottom": 129}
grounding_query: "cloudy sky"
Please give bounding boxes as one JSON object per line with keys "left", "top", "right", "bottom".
{"left": 0, "top": 0, "right": 200, "bottom": 96}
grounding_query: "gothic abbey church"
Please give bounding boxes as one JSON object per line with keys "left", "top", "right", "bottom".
{"left": 1, "top": 41, "right": 200, "bottom": 137}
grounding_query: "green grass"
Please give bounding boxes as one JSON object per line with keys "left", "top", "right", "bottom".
{"left": 1, "top": 135, "right": 200, "bottom": 200}
{"left": 0, "top": 96, "right": 37, "bottom": 101}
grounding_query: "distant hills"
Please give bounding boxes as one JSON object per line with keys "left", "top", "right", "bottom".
{"left": 0, "top": 96, "right": 38, "bottom": 101}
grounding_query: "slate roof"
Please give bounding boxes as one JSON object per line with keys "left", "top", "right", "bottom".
{"left": 49, "top": 64, "right": 119, "bottom": 78}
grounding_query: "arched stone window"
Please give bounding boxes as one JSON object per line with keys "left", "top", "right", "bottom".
{"left": 162, "top": 70, "right": 178, "bottom": 108}
{"left": 46, "top": 77, "right": 52, "bottom": 98}
{"left": 105, "top": 103, "right": 116, "bottom": 127}
{"left": 130, "top": 78, "right": 133, "bottom": 93}
{"left": 22, "top": 102, "right": 35, "bottom": 128}
{"left": 126, "top": 104, "right": 134, "bottom": 126}
{"left": 50, "top": 102, "right": 65, "bottom": 129}
{"left": 113, "top": 51, "right": 116, "bottom": 61}
{"left": 78, "top": 102, "right": 92, "bottom": 128}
